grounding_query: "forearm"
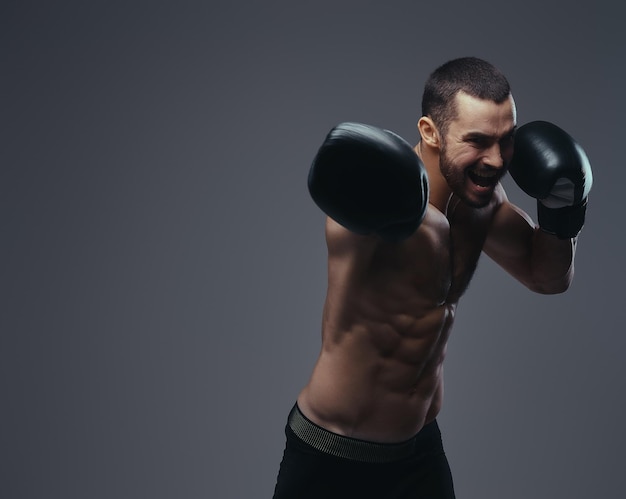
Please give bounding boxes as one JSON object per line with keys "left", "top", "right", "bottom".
{"left": 527, "top": 228, "right": 576, "bottom": 294}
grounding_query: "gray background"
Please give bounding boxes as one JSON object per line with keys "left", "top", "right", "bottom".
{"left": 2, "top": 1, "right": 624, "bottom": 498}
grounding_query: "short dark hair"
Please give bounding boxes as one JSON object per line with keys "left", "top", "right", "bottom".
{"left": 421, "top": 57, "right": 511, "bottom": 136}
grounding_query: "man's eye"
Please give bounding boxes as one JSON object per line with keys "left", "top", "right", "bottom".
{"left": 468, "top": 137, "right": 486, "bottom": 146}
{"left": 500, "top": 134, "right": 514, "bottom": 145}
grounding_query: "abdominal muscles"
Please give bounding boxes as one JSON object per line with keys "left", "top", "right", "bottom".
{"left": 298, "top": 301, "right": 455, "bottom": 443}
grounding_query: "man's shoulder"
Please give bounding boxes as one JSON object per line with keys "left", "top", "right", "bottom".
{"left": 325, "top": 217, "right": 378, "bottom": 253}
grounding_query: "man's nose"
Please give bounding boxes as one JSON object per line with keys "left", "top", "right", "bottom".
{"left": 484, "top": 143, "right": 504, "bottom": 169}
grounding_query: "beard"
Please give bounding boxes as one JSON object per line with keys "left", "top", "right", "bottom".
{"left": 439, "top": 142, "right": 504, "bottom": 209}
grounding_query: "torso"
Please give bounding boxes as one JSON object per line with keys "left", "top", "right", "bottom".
{"left": 297, "top": 195, "right": 498, "bottom": 443}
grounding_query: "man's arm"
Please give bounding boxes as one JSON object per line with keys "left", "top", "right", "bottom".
{"left": 483, "top": 185, "right": 575, "bottom": 294}
{"left": 484, "top": 120, "right": 592, "bottom": 294}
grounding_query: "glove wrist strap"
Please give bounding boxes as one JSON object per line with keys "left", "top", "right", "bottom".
{"left": 537, "top": 198, "right": 588, "bottom": 239}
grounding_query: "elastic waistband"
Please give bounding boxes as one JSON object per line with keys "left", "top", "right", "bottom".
{"left": 287, "top": 404, "right": 418, "bottom": 463}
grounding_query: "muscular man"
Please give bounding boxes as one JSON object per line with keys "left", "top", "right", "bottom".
{"left": 272, "top": 57, "right": 592, "bottom": 499}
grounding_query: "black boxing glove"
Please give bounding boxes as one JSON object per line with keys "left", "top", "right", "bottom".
{"left": 509, "top": 121, "right": 593, "bottom": 239}
{"left": 308, "top": 122, "right": 429, "bottom": 242}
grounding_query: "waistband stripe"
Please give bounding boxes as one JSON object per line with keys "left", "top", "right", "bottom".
{"left": 288, "top": 405, "right": 417, "bottom": 463}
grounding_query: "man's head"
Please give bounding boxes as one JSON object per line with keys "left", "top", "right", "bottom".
{"left": 418, "top": 57, "right": 517, "bottom": 208}
{"left": 421, "top": 57, "right": 512, "bottom": 138}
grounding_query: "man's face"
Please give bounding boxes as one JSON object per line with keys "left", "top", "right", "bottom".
{"left": 439, "top": 92, "right": 517, "bottom": 208}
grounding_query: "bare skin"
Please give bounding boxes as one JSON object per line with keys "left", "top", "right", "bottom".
{"left": 297, "top": 92, "right": 576, "bottom": 443}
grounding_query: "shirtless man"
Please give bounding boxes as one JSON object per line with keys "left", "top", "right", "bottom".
{"left": 272, "top": 57, "right": 592, "bottom": 498}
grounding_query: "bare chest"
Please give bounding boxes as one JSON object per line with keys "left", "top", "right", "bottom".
{"left": 399, "top": 203, "right": 491, "bottom": 304}
{"left": 324, "top": 201, "right": 494, "bottom": 315}
{"left": 445, "top": 199, "right": 492, "bottom": 301}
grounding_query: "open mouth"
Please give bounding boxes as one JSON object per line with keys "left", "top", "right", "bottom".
{"left": 467, "top": 168, "right": 499, "bottom": 188}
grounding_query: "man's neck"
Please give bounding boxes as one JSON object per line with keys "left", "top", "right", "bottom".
{"left": 414, "top": 141, "right": 453, "bottom": 216}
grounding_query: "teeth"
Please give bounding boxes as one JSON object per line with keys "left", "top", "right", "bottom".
{"left": 468, "top": 169, "right": 499, "bottom": 188}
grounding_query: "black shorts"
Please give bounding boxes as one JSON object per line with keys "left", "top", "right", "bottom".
{"left": 272, "top": 404, "right": 456, "bottom": 499}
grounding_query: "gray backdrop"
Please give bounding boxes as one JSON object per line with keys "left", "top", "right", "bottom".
{"left": 3, "top": 1, "right": 624, "bottom": 498}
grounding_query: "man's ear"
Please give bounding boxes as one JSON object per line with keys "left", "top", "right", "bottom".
{"left": 417, "top": 117, "right": 441, "bottom": 148}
